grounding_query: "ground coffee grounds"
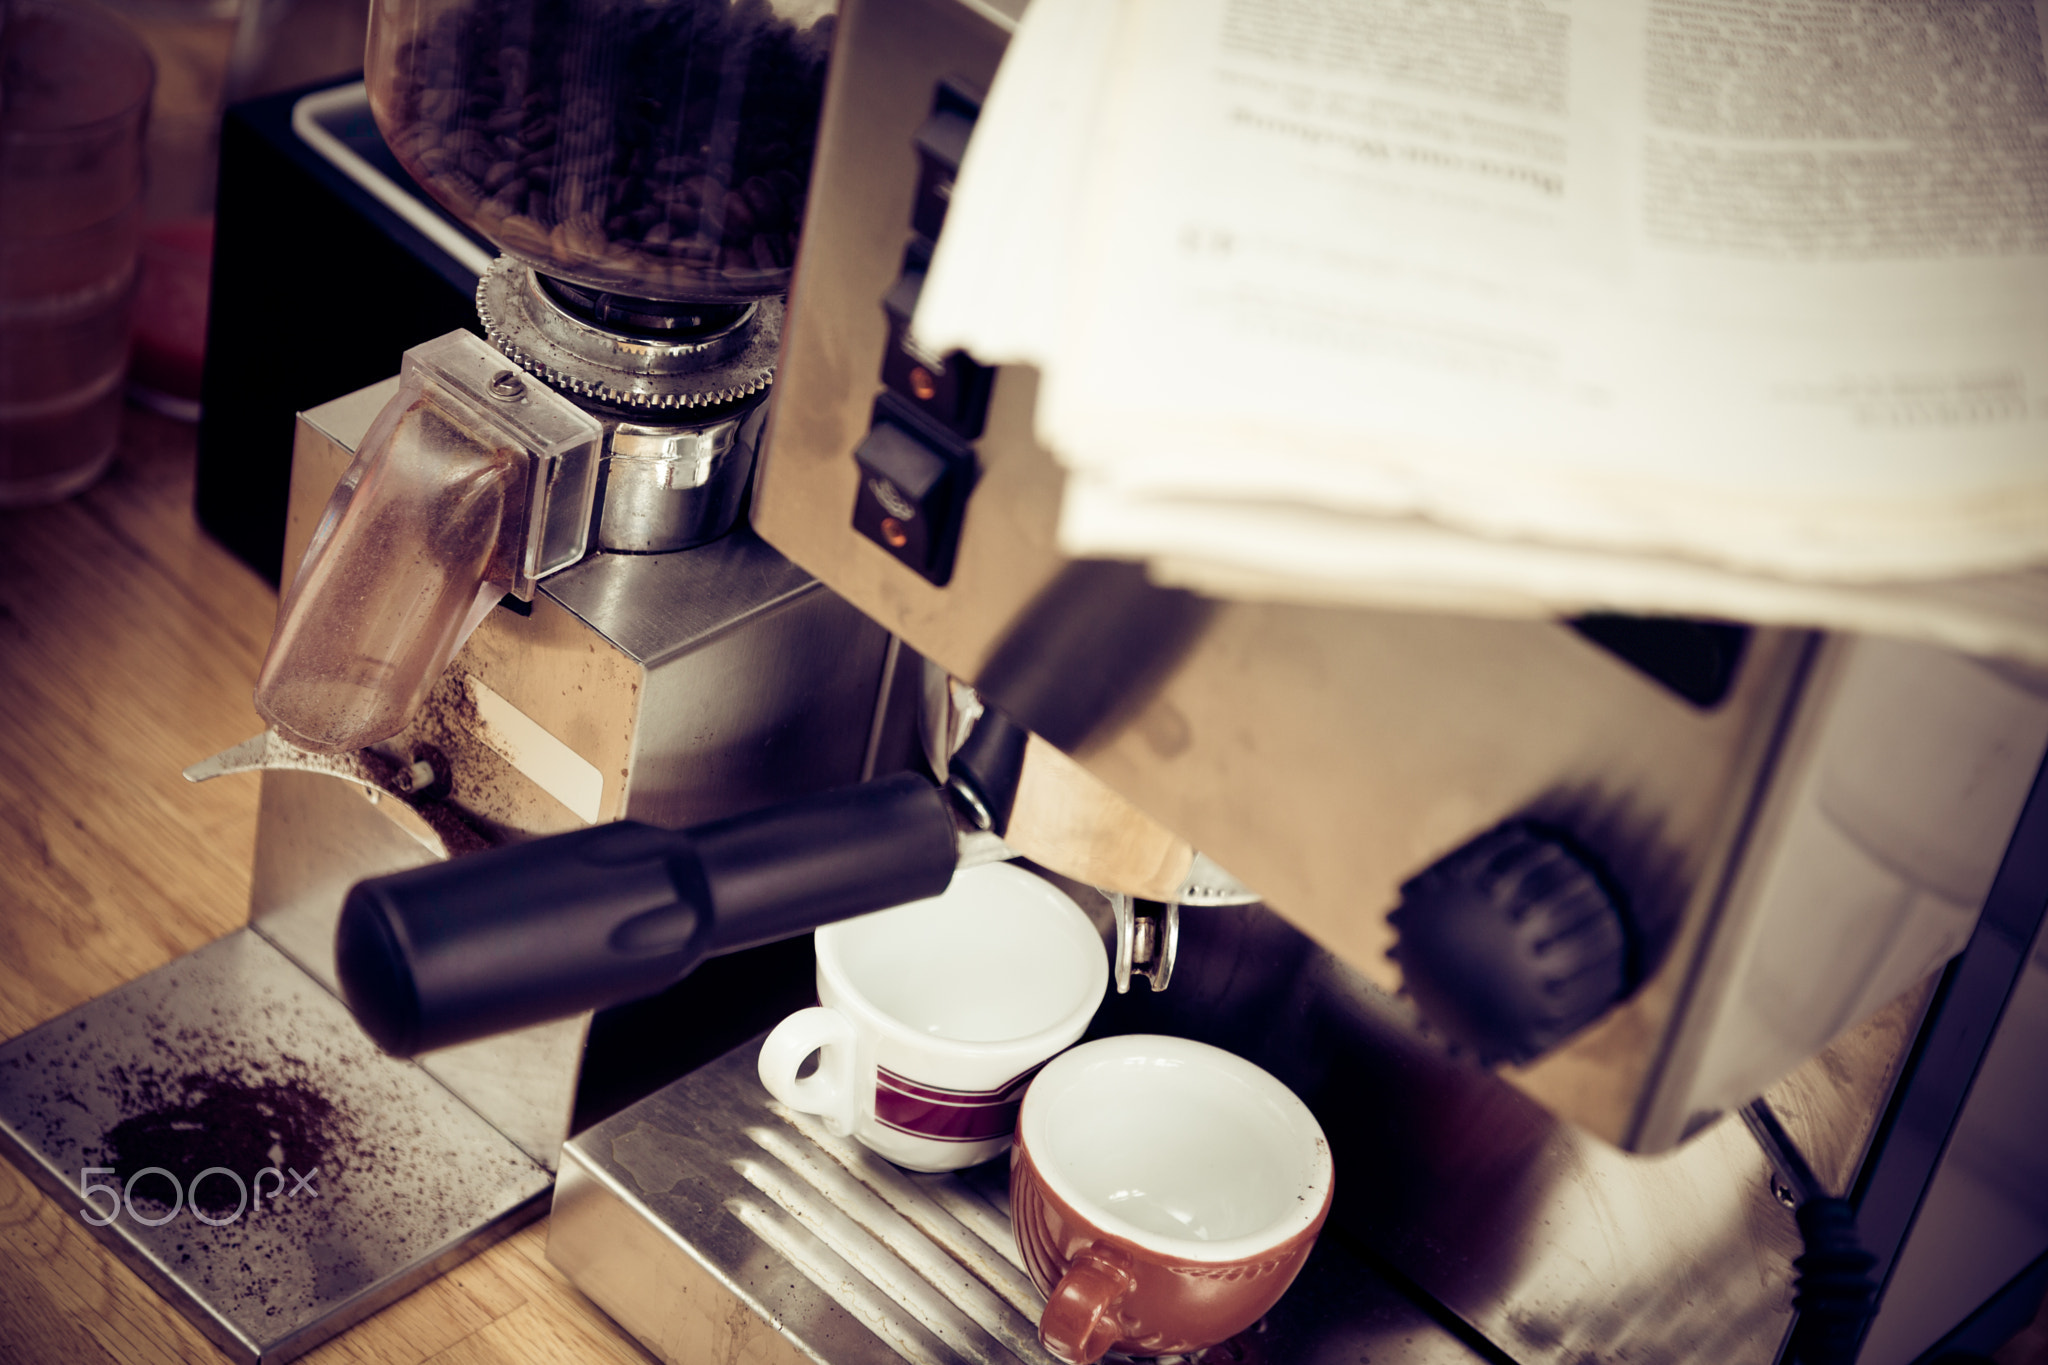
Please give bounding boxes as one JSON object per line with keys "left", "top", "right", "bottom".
{"left": 98, "top": 1067, "right": 337, "bottom": 1218}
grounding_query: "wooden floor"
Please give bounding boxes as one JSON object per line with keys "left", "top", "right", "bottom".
{"left": 0, "top": 408, "right": 654, "bottom": 1365}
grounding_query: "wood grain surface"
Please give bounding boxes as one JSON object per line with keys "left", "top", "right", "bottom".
{"left": 0, "top": 408, "right": 653, "bottom": 1365}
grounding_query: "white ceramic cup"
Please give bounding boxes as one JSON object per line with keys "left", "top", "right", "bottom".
{"left": 756, "top": 862, "right": 1108, "bottom": 1171}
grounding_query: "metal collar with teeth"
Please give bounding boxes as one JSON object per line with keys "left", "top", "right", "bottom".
{"left": 475, "top": 255, "right": 780, "bottom": 412}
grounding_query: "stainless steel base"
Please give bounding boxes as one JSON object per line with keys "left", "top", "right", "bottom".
{"left": 0, "top": 930, "right": 552, "bottom": 1363}
{"left": 548, "top": 1035, "right": 1489, "bottom": 1365}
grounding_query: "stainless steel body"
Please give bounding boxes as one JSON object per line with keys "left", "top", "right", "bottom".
{"left": 599, "top": 410, "right": 757, "bottom": 553}
{"left": 751, "top": 0, "right": 2048, "bottom": 1157}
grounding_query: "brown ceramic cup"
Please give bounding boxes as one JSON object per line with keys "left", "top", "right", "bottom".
{"left": 1010, "top": 1035, "right": 1334, "bottom": 1363}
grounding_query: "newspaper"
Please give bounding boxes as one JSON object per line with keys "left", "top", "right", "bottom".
{"left": 916, "top": 0, "right": 2048, "bottom": 662}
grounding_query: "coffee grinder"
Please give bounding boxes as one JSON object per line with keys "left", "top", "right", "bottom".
{"left": 0, "top": 3, "right": 920, "bottom": 1360}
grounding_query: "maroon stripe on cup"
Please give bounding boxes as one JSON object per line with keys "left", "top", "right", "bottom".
{"left": 879, "top": 1067, "right": 1038, "bottom": 1105}
{"left": 873, "top": 1064, "right": 1038, "bottom": 1143}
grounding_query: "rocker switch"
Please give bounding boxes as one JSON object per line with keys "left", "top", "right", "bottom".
{"left": 851, "top": 406, "right": 975, "bottom": 586}
{"left": 881, "top": 265, "right": 991, "bottom": 440}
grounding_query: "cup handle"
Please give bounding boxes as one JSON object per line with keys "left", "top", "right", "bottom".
{"left": 1039, "top": 1241, "right": 1136, "bottom": 1365}
{"left": 756, "top": 1006, "right": 859, "bottom": 1135}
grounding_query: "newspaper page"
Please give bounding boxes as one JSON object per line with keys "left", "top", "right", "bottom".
{"left": 915, "top": 0, "right": 2048, "bottom": 657}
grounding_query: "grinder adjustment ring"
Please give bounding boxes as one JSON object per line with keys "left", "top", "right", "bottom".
{"left": 477, "top": 255, "right": 779, "bottom": 411}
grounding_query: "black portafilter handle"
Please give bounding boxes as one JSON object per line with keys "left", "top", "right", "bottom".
{"left": 334, "top": 772, "right": 960, "bottom": 1057}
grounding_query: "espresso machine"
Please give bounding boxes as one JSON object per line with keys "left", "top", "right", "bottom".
{"left": 533, "top": 1, "right": 2048, "bottom": 1361}
{"left": 3, "top": 0, "right": 2048, "bottom": 1362}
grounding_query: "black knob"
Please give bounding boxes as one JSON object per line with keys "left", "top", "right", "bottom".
{"left": 1388, "top": 820, "right": 1636, "bottom": 1066}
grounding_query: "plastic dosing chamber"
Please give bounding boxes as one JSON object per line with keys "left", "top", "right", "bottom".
{"left": 256, "top": 0, "right": 838, "bottom": 754}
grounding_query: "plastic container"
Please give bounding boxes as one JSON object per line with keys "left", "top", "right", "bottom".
{"left": 0, "top": 0, "right": 154, "bottom": 505}
{"left": 254, "top": 332, "right": 602, "bottom": 753}
{"left": 365, "top": 0, "right": 836, "bottom": 303}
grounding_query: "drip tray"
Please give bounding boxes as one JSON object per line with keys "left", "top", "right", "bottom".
{"left": 550, "top": 1037, "right": 1488, "bottom": 1365}
{"left": 0, "top": 929, "right": 552, "bottom": 1363}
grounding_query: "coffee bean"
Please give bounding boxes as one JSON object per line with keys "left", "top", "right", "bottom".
{"left": 740, "top": 176, "right": 785, "bottom": 232}
{"left": 720, "top": 191, "right": 757, "bottom": 244}
{"left": 564, "top": 216, "right": 609, "bottom": 257}
{"left": 498, "top": 47, "right": 530, "bottom": 100}
{"left": 497, "top": 214, "right": 551, "bottom": 255}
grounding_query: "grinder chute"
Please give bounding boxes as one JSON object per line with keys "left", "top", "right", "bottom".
{"left": 253, "top": 333, "right": 602, "bottom": 752}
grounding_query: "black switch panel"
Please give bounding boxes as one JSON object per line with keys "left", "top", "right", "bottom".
{"left": 852, "top": 397, "right": 977, "bottom": 585}
{"left": 910, "top": 84, "right": 977, "bottom": 242}
{"left": 852, "top": 82, "right": 986, "bottom": 588}
{"left": 881, "top": 261, "right": 993, "bottom": 440}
